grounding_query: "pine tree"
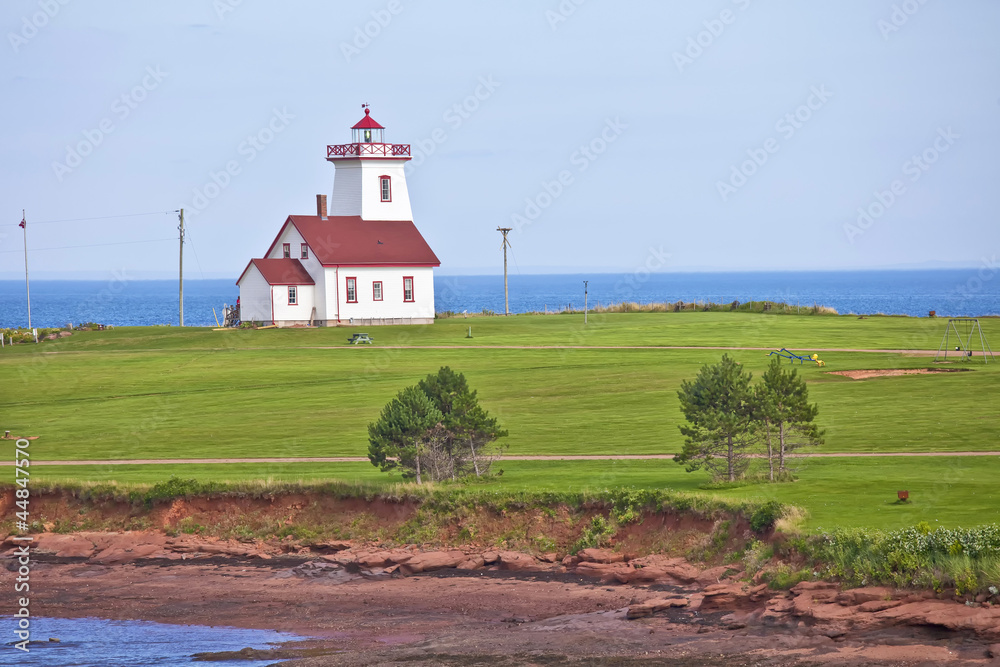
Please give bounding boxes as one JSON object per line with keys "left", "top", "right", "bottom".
{"left": 675, "top": 354, "right": 758, "bottom": 482}
{"left": 755, "top": 357, "right": 824, "bottom": 479}
{"left": 367, "top": 385, "right": 443, "bottom": 484}
{"left": 368, "top": 368, "right": 507, "bottom": 484}
{"left": 418, "top": 366, "right": 508, "bottom": 477}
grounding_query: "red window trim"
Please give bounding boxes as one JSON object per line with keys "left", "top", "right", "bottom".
{"left": 282, "top": 243, "right": 290, "bottom": 258}
{"left": 372, "top": 280, "right": 383, "bottom": 301}
{"left": 402, "top": 276, "right": 414, "bottom": 303}
{"left": 287, "top": 285, "right": 298, "bottom": 305}
{"left": 346, "top": 276, "right": 358, "bottom": 303}
{"left": 300, "top": 243, "right": 308, "bottom": 260}
{"left": 379, "top": 175, "right": 391, "bottom": 202}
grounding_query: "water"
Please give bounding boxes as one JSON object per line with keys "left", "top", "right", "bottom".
{"left": 0, "top": 269, "right": 997, "bottom": 328}
{"left": 0, "top": 616, "right": 305, "bottom": 666}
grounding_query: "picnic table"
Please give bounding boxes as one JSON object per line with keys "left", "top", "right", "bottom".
{"left": 347, "top": 332, "right": 373, "bottom": 345}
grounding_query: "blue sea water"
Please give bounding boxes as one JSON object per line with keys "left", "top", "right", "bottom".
{"left": 0, "top": 269, "right": 997, "bottom": 328}
{"left": 0, "top": 616, "right": 305, "bottom": 666}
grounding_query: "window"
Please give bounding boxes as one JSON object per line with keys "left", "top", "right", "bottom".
{"left": 372, "top": 281, "right": 383, "bottom": 301}
{"left": 379, "top": 176, "right": 391, "bottom": 202}
{"left": 282, "top": 243, "right": 290, "bottom": 258}
{"left": 300, "top": 244, "right": 308, "bottom": 260}
{"left": 288, "top": 286, "right": 297, "bottom": 305}
{"left": 403, "top": 276, "right": 414, "bottom": 302}
{"left": 346, "top": 277, "right": 357, "bottom": 303}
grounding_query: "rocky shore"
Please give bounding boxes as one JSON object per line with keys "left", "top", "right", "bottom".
{"left": 4, "top": 531, "right": 1000, "bottom": 665}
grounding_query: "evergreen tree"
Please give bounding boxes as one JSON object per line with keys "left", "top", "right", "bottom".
{"left": 675, "top": 354, "right": 758, "bottom": 482}
{"left": 418, "top": 366, "right": 508, "bottom": 477}
{"left": 755, "top": 357, "right": 824, "bottom": 479}
{"left": 368, "top": 367, "right": 507, "bottom": 483}
{"left": 367, "top": 385, "right": 443, "bottom": 484}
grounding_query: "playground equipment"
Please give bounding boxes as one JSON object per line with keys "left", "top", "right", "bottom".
{"left": 768, "top": 348, "right": 826, "bottom": 367}
{"left": 934, "top": 318, "right": 995, "bottom": 364}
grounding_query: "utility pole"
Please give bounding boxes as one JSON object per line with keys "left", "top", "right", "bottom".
{"left": 497, "top": 227, "right": 512, "bottom": 316}
{"left": 21, "top": 210, "right": 31, "bottom": 329}
{"left": 178, "top": 208, "right": 185, "bottom": 326}
{"left": 584, "top": 280, "right": 588, "bottom": 324}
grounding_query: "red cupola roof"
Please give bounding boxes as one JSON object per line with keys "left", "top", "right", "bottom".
{"left": 351, "top": 107, "right": 384, "bottom": 130}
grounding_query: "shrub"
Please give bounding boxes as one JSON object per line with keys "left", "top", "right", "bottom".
{"left": 750, "top": 500, "right": 784, "bottom": 533}
{"left": 572, "top": 515, "right": 616, "bottom": 553}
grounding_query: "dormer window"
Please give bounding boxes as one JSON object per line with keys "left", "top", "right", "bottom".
{"left": 282, "top": 243, "right": 290, "bottom": 258}
{"left": 300, "top": 243, "right": 309, "bottom": 260}
{"left": 380, "top": 176, "right": 391, "bottom": 202}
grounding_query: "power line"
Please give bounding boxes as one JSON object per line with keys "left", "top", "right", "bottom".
{"left": 185, "top": 232, "right": 207, "bottom": 280}
{"left": 0, "top": 238, "right": 176, "bottom": 254}
{"left": 26, "top": 211, "right": 175, "bottom": 225}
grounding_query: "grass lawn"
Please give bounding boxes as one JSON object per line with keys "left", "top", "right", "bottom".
{"left": 29, "top": 456, "right": 1000, "bottom": 531}
{"left": 2, "top": 346, "right": 997, "bottom": 460}
{"left": 8, "top": 311, "right": 996, "bottom": 352}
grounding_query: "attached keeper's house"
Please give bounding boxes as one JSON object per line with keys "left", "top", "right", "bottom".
{"left": 237, "top": 106, "right": 440, "bottom": 326}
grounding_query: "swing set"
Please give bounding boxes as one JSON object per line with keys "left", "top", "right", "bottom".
{"left": 934, "top": 318, "right": 995, "bottom": 364}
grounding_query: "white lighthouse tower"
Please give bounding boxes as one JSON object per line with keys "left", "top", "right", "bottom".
{"left": 326, "top": 104, "right": 414, "bottom": 222}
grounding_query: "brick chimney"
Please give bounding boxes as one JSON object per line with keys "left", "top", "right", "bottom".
{"left": 316, "top": 194, "right": 328, "bottom": 220}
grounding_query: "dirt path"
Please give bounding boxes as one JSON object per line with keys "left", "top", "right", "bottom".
{"left": 3, "top": 451, "right": 999, "bottom": 466}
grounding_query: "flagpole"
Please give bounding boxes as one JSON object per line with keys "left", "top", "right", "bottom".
{"left": 22, "top": 209, "right": 31, "bottom": 329}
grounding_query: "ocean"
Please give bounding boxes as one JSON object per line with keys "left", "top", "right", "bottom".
{"left": 0, "top": 269, "right": 997, "bottom": 328}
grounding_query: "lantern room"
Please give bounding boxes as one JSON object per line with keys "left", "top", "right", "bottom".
{"left": 352, "top": 104, "right": 385, "bottom": 144}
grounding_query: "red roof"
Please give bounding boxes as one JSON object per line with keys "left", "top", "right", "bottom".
{"left": 265, "top": 216, "right": 440, "bottom": 267}
{"left": 351, "top": 108, "right": 384, "bottom": 130}
{"left": 237, "top": 258, "right": 315, "bottom": 286}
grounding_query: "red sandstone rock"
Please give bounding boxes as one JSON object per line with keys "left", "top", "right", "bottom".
{"left": 307, "top": 540, "right": 352, "bottom": 552}
{"left": 399, "top": 551, "right": 466, "bottom": 574}
{"left": 835, "top": 587, "right": 894, "bottom": 606}
{"left": 857, "top": 600, "right": 902, "bottom": 613}
{"left": 700, "top": 583, "right": 756, "bottom": 612}
{"left": 626, "top": 555, "right": 700, "bottom": 584}
{"left": 33, "top": 534, "right": 97, "bottom": 558}
{"left": 626, "top": 597, "right": 690, "bottom": 619}
{"left": 357, "top": 551, "right": 412, "bottom": 568}
{"left": 321, "top": 553, "right": 356, "bottom": 566}
{"left": 497, "top": 551, "right": 542, "bottom": 572}
{"left": 694, "top": 565, "right": 732, "bottom": 586}
{"left": 574, "top": 561, "right": 631, "bottom": 582}
{"left": 386, "top": 552, "right": 416, "bottom": 565}
{"left": 456, "top": 556, "right": 485, "bottom": 570}
{"left": 875, "top": 600, "right": 1000, "bottom": 634}
{"left": 91, "top": 543, "right": 162, "bottom": 565}
{"left": 577, "top": 548, "right": 624, "bottom": 564}
{"left": 537, "top": 552, "right": 559, "bottom": 563}
{"left": 561, "top": 555, "right": 580, "bottom": 567}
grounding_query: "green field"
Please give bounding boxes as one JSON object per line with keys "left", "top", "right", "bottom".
{"left": 3, "top": 313, "right": 999, "bottom": 530}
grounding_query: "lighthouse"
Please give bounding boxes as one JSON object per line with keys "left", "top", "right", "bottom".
{"left": 237, "top": 106, "right": 440, "bottom": 327}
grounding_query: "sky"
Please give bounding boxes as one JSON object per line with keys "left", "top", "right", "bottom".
{"left": 1, "top": 0, "right": 998, "bottom": 280}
